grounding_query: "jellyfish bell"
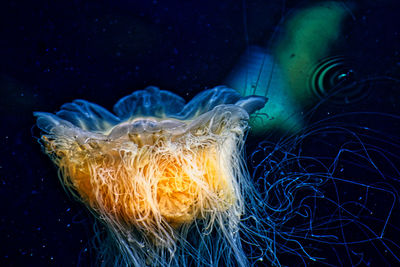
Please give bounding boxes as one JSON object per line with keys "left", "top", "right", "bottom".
{"left": 34, "top": 86, "right": 267, "bottom": 266}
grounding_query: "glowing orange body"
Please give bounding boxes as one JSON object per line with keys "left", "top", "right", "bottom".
{"left": 47, "top": 136, "right": 235, "bottom": 230}
{"left": 35, "top": 86, "right": 266, "bottom": 265}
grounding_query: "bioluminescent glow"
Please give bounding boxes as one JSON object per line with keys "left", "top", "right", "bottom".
{"left": 34, "top": 86, "right": 400, "bottom": 266}
{"left": 33, "top": 2, "right": 400, "bottom": 266}
{"left": 34, "top": 86, "right": 268, "bottom": 266}
{"left": 226, "top": 1, "right": 354, "bottom": 135}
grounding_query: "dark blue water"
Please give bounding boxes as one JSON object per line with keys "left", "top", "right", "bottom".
{"left": 1, "top": 0, "right": 400, "bottom": 266}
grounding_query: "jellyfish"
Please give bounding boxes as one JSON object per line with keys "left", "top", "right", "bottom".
{"left": 34, "top": 86, "right": 267, "bottom": 266}
{"left": 32, "top": 1, "right": 400, "bottom": 265}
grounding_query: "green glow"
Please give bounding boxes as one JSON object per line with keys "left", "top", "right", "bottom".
{"left": 226, "top": 47, "right": 302, "bottom": 136}
{"left": 274, "top": 1, "right": 351, "bottom": 103}
{"left": 226, "top": 1, "right": 353, "bottom": 136}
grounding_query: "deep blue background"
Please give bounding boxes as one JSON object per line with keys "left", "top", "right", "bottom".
{"left": 1, "top": 0, "right": 400, "bottom": 266}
